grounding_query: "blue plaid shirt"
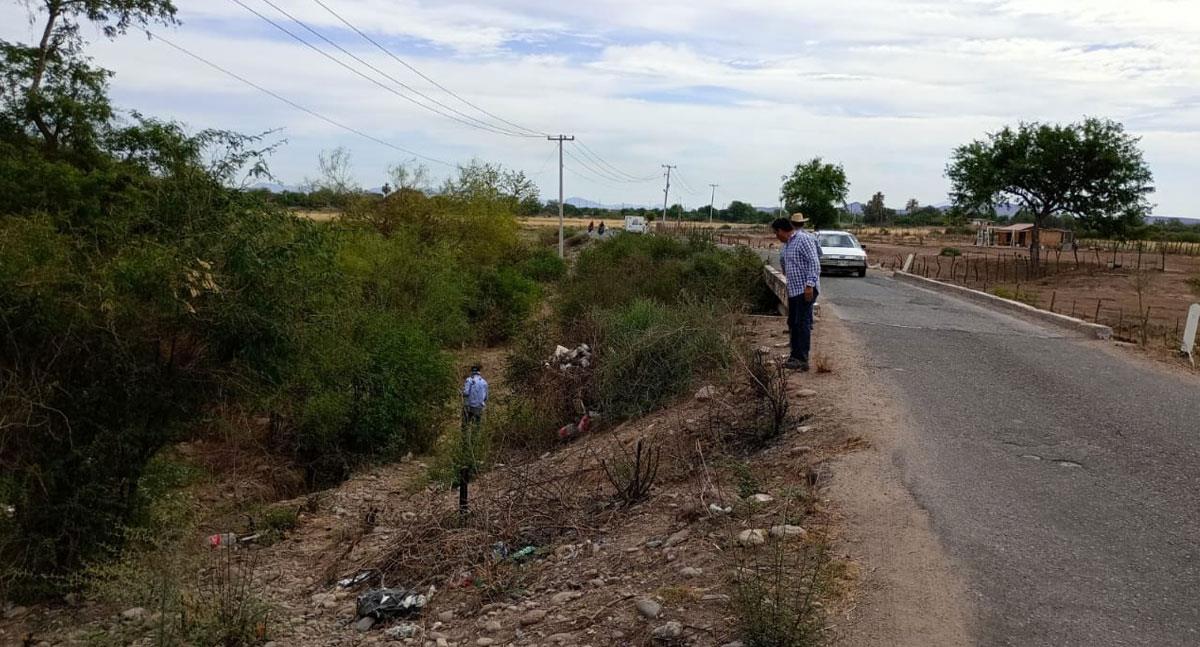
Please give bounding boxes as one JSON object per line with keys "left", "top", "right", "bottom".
{"left": 780, "top": 231, "right": 821, "bottom": 297}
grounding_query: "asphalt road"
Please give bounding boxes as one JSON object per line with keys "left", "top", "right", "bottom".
{"left": 811, "top": 271, "right": 1200, "bottom": 646}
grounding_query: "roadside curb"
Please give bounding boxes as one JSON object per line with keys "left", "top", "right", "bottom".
{"left": 892, "top": 271, "right": 1113, "bottom": 340}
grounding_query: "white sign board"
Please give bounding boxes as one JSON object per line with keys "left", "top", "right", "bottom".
{"left": 902, "top": 253, "right": 915, "bottom": 273}
{"left": 1182, "top": 303, "right": 1200, "bottom": 362}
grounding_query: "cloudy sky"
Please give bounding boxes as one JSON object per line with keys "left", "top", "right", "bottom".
{"left": 3, "top": 0, "right": 1198, "bottom": 213}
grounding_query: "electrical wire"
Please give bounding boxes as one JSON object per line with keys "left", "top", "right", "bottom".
{"left": 310, "top": 0, "right": 548, "bottom": 138}
{"left": 672, "top": 167, "right": 703, "bottom": 196}
{"left": 563, "top": 148, "right": 642, "bottom": 185}
{"left": 574, "top": 139, "right": 659, "bottom": 182}
{"left": 148, "top": 31, "right": 454, "bottom": 167}
{"left": 230, "top": 0, "right": 536, "bottom": 138}
{"left": 256, "top": 0, "right": 536, "bottom": 138}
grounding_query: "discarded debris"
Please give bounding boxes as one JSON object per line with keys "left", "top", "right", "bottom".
{"left": 207, "top": 532, "right": 240, "bottom": 548}
{"left": 548, "top": 343, "right": 592, "bottom": 371}
{"left": 355, "top": 587, "right": 430, "bottom": 621}
{"left": 338, "top": 570, "right": 374, "bottom": 589}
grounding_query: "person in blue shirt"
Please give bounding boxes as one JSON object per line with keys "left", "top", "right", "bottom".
{"left": 772, "top": 216, "right": 821, "bottom": 371}
{"left": 461, "top": 364, "right": 489, "bottom": 427}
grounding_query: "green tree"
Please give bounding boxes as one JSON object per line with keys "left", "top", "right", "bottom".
{"left": 3, "top": 0, "right": 177, "bottom": 151}
{"left": 947, "top": 118, "right": 1154, "bottom": 270}
{"left": 864, "top": 191, "right": 888, "bottom": 225}
{"left": 905, "top": 198, "right": 919, "bottom": 214}
{"left": 780, "top": 158, "right": 849, "bottom": 229}
{"left": 725, "top": 200, "right": 760, "bottom": 223}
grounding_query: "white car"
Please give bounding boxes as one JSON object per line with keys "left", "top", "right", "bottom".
{"left": 815, "top": 230, "right": 868, "bottom": 277}
{"left": 624, "top": 216, "right": 648, "bottom": 233}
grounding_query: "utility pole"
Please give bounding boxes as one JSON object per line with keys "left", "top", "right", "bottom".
{"left": 548, "top": 135, "right": 574, "bottom": 257}
{"left": 661, "top": 165, "right": 676, "bottom": 226}
{"left": 708, "top": 184, "right": 718, "bottom": 223}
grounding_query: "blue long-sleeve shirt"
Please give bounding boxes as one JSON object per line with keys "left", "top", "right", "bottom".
{"left": 462, "top": 373, "right": 489, "bottom": 409}
{"left": 780, "top": 231, "right": 821, "bottom": 297}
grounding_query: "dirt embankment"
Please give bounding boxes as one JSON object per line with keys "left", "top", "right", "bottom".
{"left": 4, "top": 316, "right": 886, "bottom": 647}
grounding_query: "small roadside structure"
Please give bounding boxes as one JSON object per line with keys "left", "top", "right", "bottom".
{"left": 975, "top": 223, "right": 1075, "bottom": 250}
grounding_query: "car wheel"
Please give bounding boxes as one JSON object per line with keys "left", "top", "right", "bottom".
{"left": 856, "top": 268, "right": 867, "bottom": 277}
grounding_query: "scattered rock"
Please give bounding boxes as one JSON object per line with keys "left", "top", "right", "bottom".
{"left": 679, "top": 567, "right": 703, "bottom": 578}
{"left": 120, "top": 607, "right": 147, "bottom": 622}
{"left": 483, "top": 620, "right": 502, "bottom": 632}
{"left": 550, "top": 591, "right": 577, "bottom": 605}
{"left": 694, "top": 385, "right": 717, "bottom": 401}
{"left": 770, "top": 525, "right": 807, "bottom": 539}
{"left": 588, "top": 577, "right": 606, "bottom": 587}
{"left": 354, "top": 616, "right": 376, "bottom": 632}
{"left": 721, "top": 642, "right": 746, "bottom": 647}
{"left": 663, "top": 528, "right": 690, "bottom": 548}
{"left": 548, "top": 633, "right": 575, "bottom": 644}
{"left": 519, "top": 609, "right": 547, "bottom": 626}
{"left": 708, "top": 503, "right": 732, "bottom": 516}
{"left": 702, "top": 594, "right": 732, "bottom": 603}
{"left": 385, "top": 623, "right": 420, "bottom": 639}
{"left": 737, "top": 529, "right": 767, "bottom": 546}
{"left": 652, "top": 621, "right": 684, "bottom": 640}
{"left": 438, "top": 610, "right": 455, "bottom": 622}
{"left": 4, "top": 606, "right": 29, "bottom": 620}
{"left": 635, "top": 598, "right": 663, "bottom": 619}
{"left": 749, "top": 493, "right": 774, "bottom": 504}
{"left": 476, "top": 639, "right": 496, "bottom": 646}
{"left": 795, "top": 389, "right": 818, "bottom": 398}
{"left": 645, "top": 539, "right": 664, "bottom": 549}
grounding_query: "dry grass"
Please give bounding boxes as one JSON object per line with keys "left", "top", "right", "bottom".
{"left": 812, "top": 353, "right": 834, "bottom": 374}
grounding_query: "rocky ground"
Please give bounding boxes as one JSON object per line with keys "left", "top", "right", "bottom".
{"left": 3, "top": 315, "right": 861, "bottom": 647}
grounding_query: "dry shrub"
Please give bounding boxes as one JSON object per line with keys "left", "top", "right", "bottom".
{"left": 811, "top": 353, "right": 833, "bottom": 374}
{"left": 360, "top": 452, "right": 616, "bottom": 599}
{"left": 598, "top": 438, "right": 660, "bottom": 505}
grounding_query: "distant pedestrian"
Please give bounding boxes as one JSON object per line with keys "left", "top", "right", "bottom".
{"left": 772, "top": 216, "right": 821, "bottom": 371}
{"left": 457, "top": 363, "right": 489, "bottom": 513}
{"left": 588, "top": 220, "right": 595, "bottom": 234}
{"left": 461, "top": 364, "right": 489, "bottom": 428}
{"left": 597, "top": 222, "right": 607, "bottom": 237}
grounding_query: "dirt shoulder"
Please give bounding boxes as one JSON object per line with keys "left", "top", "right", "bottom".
{"left": 812, "top": 304, "right": 976, "bottom": 646}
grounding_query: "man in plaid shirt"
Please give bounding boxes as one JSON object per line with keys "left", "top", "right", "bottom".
{"left": 772, "top": 216, "right": 821, "bottom": 371}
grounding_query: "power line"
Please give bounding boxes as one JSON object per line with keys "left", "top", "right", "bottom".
{"left": 230, "top": 0, "right": 535, "bottom": 138}
{"left": 562, "top": 157, "right": 626, "bottom": 190}
{"left": 574, "top": 139, "right": 659, "bottom": 182}
{"left": 255, "top": 0, "right": 532, "bottom": 137}
{"left": 563, "top": 148, "right": 640, "bottom": 185}
{"left": 148, "top": 31, "right": 454, "bottom": 167}
{"left": 672, "top": 168, "right": 702, "bottom": 196}
{"left": 310, "top": 0, "right": 547, "bottom": 138}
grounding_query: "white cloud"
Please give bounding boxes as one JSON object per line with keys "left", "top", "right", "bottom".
{"left": 0, "top": 0, "right": 1197, "bottom": 213}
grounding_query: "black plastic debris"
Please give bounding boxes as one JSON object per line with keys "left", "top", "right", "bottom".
{"left": 355, "top": 588, "right": 428, "bottom": 620}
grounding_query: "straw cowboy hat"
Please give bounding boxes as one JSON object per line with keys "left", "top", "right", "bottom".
{"left": 790, "top": 212, "right": 808, "bottom": 226}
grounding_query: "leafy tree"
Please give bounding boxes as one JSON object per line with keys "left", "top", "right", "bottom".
{"left": 3, "top": 0, "right": 178, "bottom": 150}
{"left": 780, "top": 158, "right": 849, "bottom": 229}
{"left": 725, "top": 200, "right": 761, "bottom": 223}
{"left": 906, "top": 198, "right": 919, "bottom": 213}
{"left": 947, "top": 118, "right": 1154, "bottom": 270}
{"left": 864, "top": 191, "right": 888, "bottom": 225}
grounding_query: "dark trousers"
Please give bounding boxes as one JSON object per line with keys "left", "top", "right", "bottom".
{"left": 787, "top": 288, "right": 818, "bottom": 362}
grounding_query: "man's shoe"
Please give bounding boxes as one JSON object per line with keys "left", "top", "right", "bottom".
{"left": 784, "top": 358, "right": 809, "bottom": 371}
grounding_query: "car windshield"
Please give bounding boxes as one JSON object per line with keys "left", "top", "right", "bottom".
{"left": 818, "top": 233, "right": 858, "bottom": 249}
